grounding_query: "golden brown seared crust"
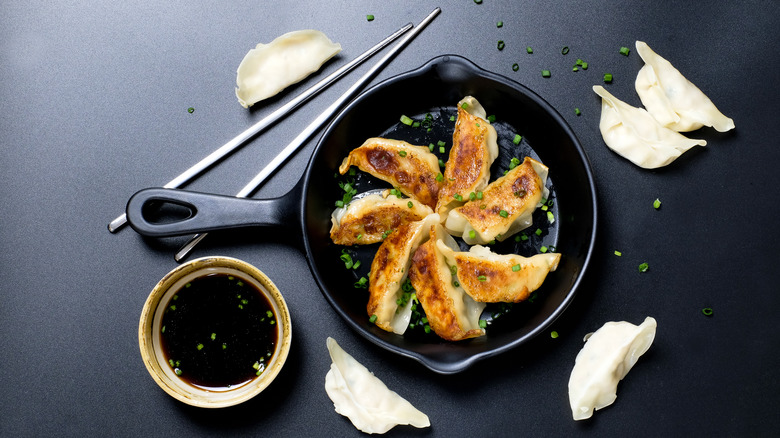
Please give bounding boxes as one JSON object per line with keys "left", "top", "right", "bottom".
{"left": 408, "top": 233, "right": 484, "bottom": 341}
{"left": 454, "top": 252, "right": 561, "bottom": 303}
{"left": 330, "top": 196, "right": 431, "bottom": 245}
{"left": 453, "top": 157, "right": 543, "bottom": 236}
{"left": 339, "top": 138, "right": 441, "bottom": 209}
{"left": 366, "top": 220, "right": 425, "bottom": 332}
{"left": 437, "top": 107, "right": 493, "bottom": 215}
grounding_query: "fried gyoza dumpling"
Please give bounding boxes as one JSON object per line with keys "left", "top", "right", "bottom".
{"left": 367, "top": 214, "right": 440, "bottom": 334}
{"left": 339, "top": 138, "right": 441, "bottom": 209}
{"left": 445, "top": 157, "right": 549, "bottom": 245}
{"left": 408, "top": 222, "right": 485, "bottom": 341}
{"left": 330, "top": 191, "right": 433, "bottom": 245}
{"left": 436, "top": 96, "right": 499, "bottom": 219}
{"left": 437, "top": 243, "right": 560, "bottom": 303}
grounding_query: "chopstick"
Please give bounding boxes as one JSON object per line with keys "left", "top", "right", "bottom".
{"left": 174, "top": 7, "right": 441, "bottom": 262}
{"left": 107, "top": 23, "right": 413, "bottom": 233}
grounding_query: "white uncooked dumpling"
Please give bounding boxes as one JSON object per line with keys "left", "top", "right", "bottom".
{"left": 324, "top": 337, "right": 431, "bottom": 434}
{"left": 635, "top": 41, "right": 735, "bottom": 132}
{"left": 568, "top": 317, "right": 657, "bottom": 421}
{"left": 594, "top": 85, "right": 706, "bottom": 169}
{"left": 235, "top": 30, "right": 341, "bottom": 108}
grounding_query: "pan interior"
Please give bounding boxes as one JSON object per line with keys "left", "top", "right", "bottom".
{"left": 303, "top": 56, "right": 596, "bottom": 373}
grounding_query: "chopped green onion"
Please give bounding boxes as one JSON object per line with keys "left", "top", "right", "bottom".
{"left": 476, "top": 191, "right": 483, "bottom": 200}
{"left": 412, "top": 121, "right": 420, "bottom": 128}
{"left": 356, "top": 233, "right": 362, "bottom": 240}
{"left": 474, "top": 0, "right": 482, "bottom": 3}
{"left": 561, "top": 46, "right": 569, "bottom": 55}
{"left": 638, "top": 262, "right": 649, "bottom": 273}
{"left": 477, "top": 275, "right": 487, "bottom": 282}
{"left": 469, "top": 230, "right": 476, "bottom": 239}
{"left": 512, "top": 63, "right": 519, "bottom": 72}
{"left": 535, "top": 228, "right": 542, "bottom": 236}
{"left": 334, "top": 200, "right": 344, "bottom": 208}
{"left": 437, "top": 140, "right": 446, "bottom": 148}
{"left": 514, "top": 189, "right": 526, "bottom": 198}
{"left": 603, "top": 73, "right": 613, "bottom": 83}
{"left": 210, "top": 333, "right": 216, "bottom": 341}
{"left": 614, "top": 250, "right": 622, "bottom": 256}
{"left": 497, "top": 21, "right": 503, "bottom": 28}
{"left": 509, "top": 157, "right": 521, "bottom": 169}
{"left": 461, "top": 101, "right": 469, "bottom": 110}
{"left": 526, "top": 46, "right": 533, "bottom": 54}
{"left": 653, "top": 198, "right": 662, "bottom": 209}
{"left": 407, "top": 201, "right": 413, "bottom": 208}
{"left": 497, "top": 40, "right": 505, "bottom": 50}
{"left": 187, "top": 107, "right": 194, "bottom": 114}
{"left": 574, "top": 107, "right": 581, "bottom": 116}
{"left": 702, "top": 307, "right": 714, "bottom": 317}
{"left": 619, "top": 46, "right": 630, "bottom": 56}
{"left": 450, "top": 115, "right": 456, "bottom": 121}
{"left": 576, "top": 59, "right": 583, "bottom": 66}
{"left": 398, "top": 150, "right": 407, "bottom": 157}
{"left": 197, "top": 343, "right": 204, "bottom": 351}
{"left": 453, "top": 193, "right": 463, "bottom": 202}
{"left": 428, "top": 143, "right": 435, "bottom": 152}
{"left": 542, "top": 69, "right": 551, "bottom": 78}
{"left": 540, "top": 246, "right": 548, "bottom": 253}
{"left": 438, "top": 159, "right": 445, "bottom": 168}
{"left": 439, "top": 146, "right": 445, "bottom": 153}
{"left": 175, "top": 368, "right": 182, "bottom": 376}
{"left": 499, "top": 210, "right": 509, "bottom": 218}
{"left": 354, "top": 277, "right": 368, "bottom": 288}
{"left": 581, "top": 61, "right": 588, "bottom": 70}
{"left": 513, "top": 134, "right": 522, "bottom": 144}
{"left": 520, "top": 233, "right": 529, "bottom": 241}
{"left": 547, "top": 211, "right": 555, "bottom": 223}
{"left": 366, "top": 14, "right": 375, "bottom": 21}
{"left": 435, "top": 173, "right": 444, "bottom": 182}
{"left": 469, "top": 192, "right": 477, "bottom": 201}
{"left": 573, "top": 66, "right": 579, "bottom": 72}
{"left": 400, "top": 115, "right": 414, "bottom": 126}
{"left": 479, "top": 319, "right": 487, "bottom": 328}
{"left": 512, "top": 264, "right": 521, "bottom": 272}
{"left": 487, "top": 115, "right": 496, "bottom": 123}
{"left": 551, "top": 331, "right": 559, "bottom": 339}
{"left": 369, "top": 314, "right": 377, "bottom": 323}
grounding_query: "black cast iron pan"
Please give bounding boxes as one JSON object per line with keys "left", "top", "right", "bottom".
{"left": 127, "top": 55, "right": 598, "bottom": 374}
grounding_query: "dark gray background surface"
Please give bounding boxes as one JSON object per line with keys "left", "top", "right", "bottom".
{"left": 2, "top": 1, "right": 779, "bottom": 436}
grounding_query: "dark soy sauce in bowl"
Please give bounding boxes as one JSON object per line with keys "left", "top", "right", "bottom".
{"left": 159, "top": 273, "right": 278, "bottom": 390}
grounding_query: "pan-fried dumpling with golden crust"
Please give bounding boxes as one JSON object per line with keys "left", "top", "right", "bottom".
{"left": 593, "top": 85, "right": 706, "bottom": 169}
{"left": 437, "top": 243, "right": 561, "bottom": 303}
{"left": 408, "top": 222, "right": 485, "bottom": 341}
{"left": 436, "top": 96, "right": 499, "bottom": 220}
{"left": 367, "top": 214, "right": 440, "bottom": 334}
{"left": 635, "top": 41, "right": 735, "bottom": 133}
{"left": 339, "top": 138, "right": 441, "bottom": 209}
{"left": 445, "top": 157, "right": 548, "bottom": 245}
{"left": 330, "top": 190, "right": 433, "bottom": 245}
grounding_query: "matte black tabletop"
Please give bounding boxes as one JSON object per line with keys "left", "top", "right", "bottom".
{"left": 2, "top": 1, "right": 778, "bottom": 436}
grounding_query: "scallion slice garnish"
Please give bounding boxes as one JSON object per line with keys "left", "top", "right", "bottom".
{"left": 513, "top": 134, "right": 522, "bottom": 144}
{"left": 400, "top": 115, "right": 413, "bottom": 125}
{"left": 619, "top": 46, "right": 630, "bottom": 56}
{"left": 638, "top": 262, "right": 649, "bottom": 273}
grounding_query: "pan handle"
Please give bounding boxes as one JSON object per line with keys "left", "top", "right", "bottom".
{"left": 125, "top": 186, "right": 300, "bottom": 237}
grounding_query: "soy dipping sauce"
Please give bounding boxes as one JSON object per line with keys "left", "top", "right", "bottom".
{"left": 160, "top": 272, "right": 278, "bottom": 390}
